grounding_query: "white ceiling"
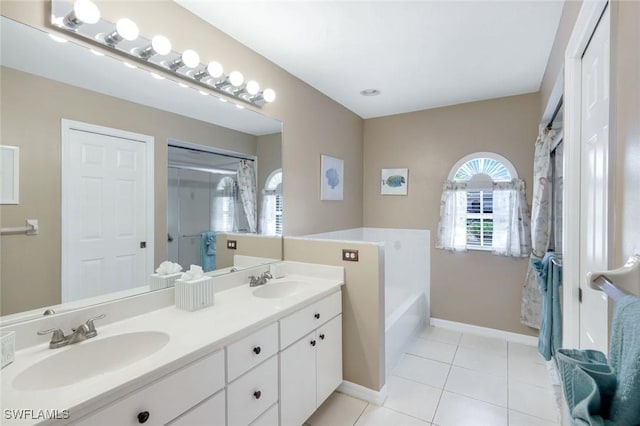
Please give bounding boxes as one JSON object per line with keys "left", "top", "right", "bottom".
{"left": 176, "top": 0, "right": 565, "bottom": 119}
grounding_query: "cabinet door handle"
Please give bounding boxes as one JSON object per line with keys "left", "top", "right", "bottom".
{"left": 253, "top": 346, "right": 261, "bottom": 355}
{"left": 253, "top": 390, "right": 262, "bottom": 400}
{"left": 314, "top": 313, "right": 321, "bottom": 319}
{"left": 319, "top": 333, "right": 325, "bottom": 340}
{"left": 310, "top": 339, "right": 317, "bottom": 347}
{"left": 137, "top": 411, "right": 150, "bottom": 424}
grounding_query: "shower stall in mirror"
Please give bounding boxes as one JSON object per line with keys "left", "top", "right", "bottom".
{"left": 167, "top": 144, "right": 253, "bottom": 271}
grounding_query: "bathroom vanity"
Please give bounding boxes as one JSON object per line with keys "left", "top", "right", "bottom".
{"left": 0, "top": 263, "right": 344, "bottom": 425}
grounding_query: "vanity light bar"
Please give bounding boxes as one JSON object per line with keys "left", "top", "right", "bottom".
{"left": 50, "top": 0, "right": 276, "bottom": 107}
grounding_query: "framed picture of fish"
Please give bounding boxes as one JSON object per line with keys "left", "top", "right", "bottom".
{"left": 381, "top": 168, "right": 408, "bottom": 195}
{"left": 321, "top": 154, "right": 344, "bottom": 200}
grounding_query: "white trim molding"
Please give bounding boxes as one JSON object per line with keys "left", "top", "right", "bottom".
{"left": 430, "top": 318, "right": 538, "bottom": 346}
{"left": 562, "top": 0, "right": 610, "bottom": 350}
{"left": 338, "top": 381, "right": 388, "bottom": 406}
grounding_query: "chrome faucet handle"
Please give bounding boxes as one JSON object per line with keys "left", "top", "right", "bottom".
{"left": 38, "top": 328, "right": 68, "bottom": 349}
{"left": 84, "top": 314, "right": 106, "bottom": 338}
{"left": 261, "top": 272, "right": 273, "bottom": 280}
{"left": 249, "top": 275, "right": 261, "bottom": 287}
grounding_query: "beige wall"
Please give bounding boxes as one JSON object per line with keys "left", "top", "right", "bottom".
{"left": 215, "top": 234, "right": 283, "bottom": 269}
{"left": 0, "top": 67, "right": 257, "bottom": 315}
{"left": 363, "top": 93, "right": 540, "bottom": 336}
{"left": 284, "top": 238, "right": 385, "bottom": 391}
{"left": 612, "top": 0, "right": 640, "bottom": 296}
{"left": 0, "top": 0, "right": 364, "bottom": 239}
{"left": 539, "top": 0, "right": 583, "bottom": 114}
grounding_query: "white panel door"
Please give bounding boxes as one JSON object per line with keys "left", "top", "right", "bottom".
{"left": 63, "top": 124, "right": 150, "bottom": 302}
{"left": 579, "top": 7, "right": 610, "bottom": 354}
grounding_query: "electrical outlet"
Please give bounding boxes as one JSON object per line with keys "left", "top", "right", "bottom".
{"left": 342, "top": 249, "right": 359, "bottom": 262}
{"left": 227, "top": 240, "right": 237, "bottom": 250}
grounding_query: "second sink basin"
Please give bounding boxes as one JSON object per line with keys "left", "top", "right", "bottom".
{"left": 13, "top": 331, "right": 170, "bottom": 391}
{"left": 252, "top": 281, "right": 305, "bottom": 299}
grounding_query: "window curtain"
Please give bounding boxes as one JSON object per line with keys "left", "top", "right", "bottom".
{"left": 236, "top": 160, "right": 257, "bottom": 233}
{"left": 521, "top": 126, "right": 555, "bottom": 329}
{"left": 492, "top": 179, "right": 531, "bottom": 257}
{"left": 436, "top": 181, "right": 468, "bottom": 251}
{"left": 259, "top": 189, "right": 276, "bottom": 235}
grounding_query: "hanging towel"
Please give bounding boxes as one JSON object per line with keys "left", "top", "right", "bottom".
{"left": 532, "top": 252, "right": 562, "bottom": 360}
{"left": 607, "top": 295, "right": 640, "bottom": 425}
{"left": 200, "top": 232, "right": 216, "bottom": 273}
{"left": 571, "top": 367, "right": 606, "bottom": 426}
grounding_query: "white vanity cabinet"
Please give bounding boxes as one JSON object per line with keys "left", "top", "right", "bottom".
{"left": 71, "top": 349, "right": 225, "bottom": 426}
{"left": 279, "top": 291, "right": 343, "bottom": 426}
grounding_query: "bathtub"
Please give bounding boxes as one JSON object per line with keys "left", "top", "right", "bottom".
{"left": 303, "top": 227, "right": 430, "bottom": 377}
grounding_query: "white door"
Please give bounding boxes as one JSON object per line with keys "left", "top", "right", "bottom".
{"left": 316, "top": 315, "right": 343, "bottom": 407}
{"left": 579, "top": 7, "right": 610, "bottom": 354}
{"left": 62, "top": 120, "right": 154, "bottom": 302}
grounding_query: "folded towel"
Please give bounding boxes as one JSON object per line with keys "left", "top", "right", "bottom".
{"left": 571, "top": 367, "right": 606, "bottom": 426}
{"left": 607, "top": 295, "right": 640, "bottom": 425}
{"left": 200, "top": 232, "right": 216, "bottom": 272}
{"left": 532, "top": 252, "right": 563, "bottom": 360}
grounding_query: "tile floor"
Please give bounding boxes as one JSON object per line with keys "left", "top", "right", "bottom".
{"left": 305, "top": 325, "right": 561, "bottom": 426}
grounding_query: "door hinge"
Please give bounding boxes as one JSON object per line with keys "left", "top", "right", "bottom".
{"left": 579, "top": 287, "right": 583, "bottom": 303}
{"left": 140, "top": 241, "right": 146, "bottom": 248}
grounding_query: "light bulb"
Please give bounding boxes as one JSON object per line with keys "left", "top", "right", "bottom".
{"left": 115, "top": 18, "right": 139, "bottom": 41}
{"left": 263, "top": 88, "right": 276, "bottom": 103}
{"left": 229, "top": 71, "right": 244, "bottom": 87}
{"left": 73, "top": 0, "right": 100, "bottom": 24}
{"left": 207, "top": 61, "right": 224, "bottom": 79}
{"left": 151, "top": 35, "right": 172, "bottom": 56}
{"left": 182, "top": 49, "right": 200, "bottom": 69}
{"left": 246, "top": 80, "right": 260, "bottom": 96}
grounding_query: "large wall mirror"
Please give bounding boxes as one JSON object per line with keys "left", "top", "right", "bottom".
{"left": 0, "top": 17, "right": 283, "bottom": 323}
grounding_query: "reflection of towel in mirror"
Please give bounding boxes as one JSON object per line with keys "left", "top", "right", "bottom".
{"left": 200, "top": 232, "right": 216, "bottom": 272}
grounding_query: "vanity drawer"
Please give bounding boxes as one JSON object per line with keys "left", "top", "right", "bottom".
{"left": 227, "top": 322, "right": 278, "bottom": 382}
{"left": 280, "top": 291, "right": 342, "bottom": 349}
{"left": 227, "top": 355, "right": 278, "bottom": 426}
{"left": 167, "top": 389, "right": 225, "bottom": 426}
{"left": 73, "top": 349, "right": 225, "bottom": 426}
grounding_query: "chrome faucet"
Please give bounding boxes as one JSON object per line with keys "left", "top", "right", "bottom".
{"left": 38, "top": 314, "right": 105, "bottom": 349}
{"left": 249, "top": 272, "right": 273, "bottom": 287}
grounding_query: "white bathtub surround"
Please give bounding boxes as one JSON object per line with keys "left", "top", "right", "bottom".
{"left": 304, "top": 228, "right": 431, "bottom": 376}
{"left": 0, "top": 262, "right": 344, "bottom": 425}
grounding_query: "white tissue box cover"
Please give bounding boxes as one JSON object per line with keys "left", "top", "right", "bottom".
{"left": 149, "top": 272, "right": 183, "bottom": 291}
{"left": 175, "top": 277, "right": 215, "bottom": 311}
{"left": 1, "top": 331, "right": 15, "bottom": 369}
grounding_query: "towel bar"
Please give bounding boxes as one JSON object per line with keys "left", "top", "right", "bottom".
{"left": 0, "top": 219, "right": 38, "bottom": 235}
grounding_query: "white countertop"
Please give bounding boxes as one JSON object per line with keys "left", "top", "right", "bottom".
{"left": 0, "top": 274, "right": 343, "bottom": 425}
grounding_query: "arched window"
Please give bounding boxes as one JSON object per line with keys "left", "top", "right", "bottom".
{"left": 438, "top": 153, "right": 527, "bottom": 253}
{"left": 262, "top": 169, "right": 283, "bottom": 235}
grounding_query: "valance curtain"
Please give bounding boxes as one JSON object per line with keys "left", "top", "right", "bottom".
{"left": 492, "top": 179, "right": 531, "bottom": 257}
{"left": 436, "top": 179, "right": 531, "bottom": 256}
{"left": 237, "top": 160, "right": 257, "bottom": 233}
{"left": 436, "top": 181, "right": 468, "bottom": 251}
{"left": 521, "top": 126, "right": 555, "bottom": 329}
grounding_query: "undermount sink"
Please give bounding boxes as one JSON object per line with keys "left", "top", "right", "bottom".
{"left": 13, "top": 331, "right": 170, "bottom": 391}
{"left": 252, "top": 281, "right": 306, "bottom": 299}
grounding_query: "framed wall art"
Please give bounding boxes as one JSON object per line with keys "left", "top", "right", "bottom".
{"left": 381, "top": 168, "right": 408, "bottom": 195}
{"left": 321, "top": 155, "right": 344, "bottom": 201}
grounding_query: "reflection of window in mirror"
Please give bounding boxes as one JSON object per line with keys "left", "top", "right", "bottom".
{"left": 261, "top": 169, "right": 283, "bottom": 236}
{"left": 213, "top": 176, "right": 236, "bottom": 232}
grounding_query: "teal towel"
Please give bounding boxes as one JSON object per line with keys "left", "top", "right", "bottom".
{"left": 571, "top": 367, "right": 606, "bottom": 426}
{"left": 532, "top": 252, "right": 563, "bottom": 360}
{"left": 556, "top": 349, "right": 617, "bottom": 418}
{"left": 200, "top": 232, "right": 216, "bottom": 272}
{"left": 607, "top": 295, "right": 640, "bottom": 425}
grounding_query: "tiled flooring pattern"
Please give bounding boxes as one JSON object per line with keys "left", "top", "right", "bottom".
{"left": 305, "top": 325, "right": 560, "bottom": 426}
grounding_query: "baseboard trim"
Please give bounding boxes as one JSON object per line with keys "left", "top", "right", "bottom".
{"left": 430, "top": 318, "right": 538, "bottom": 346}
{"left": 337, "top": 381, "right": 387, "bottom": 406}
